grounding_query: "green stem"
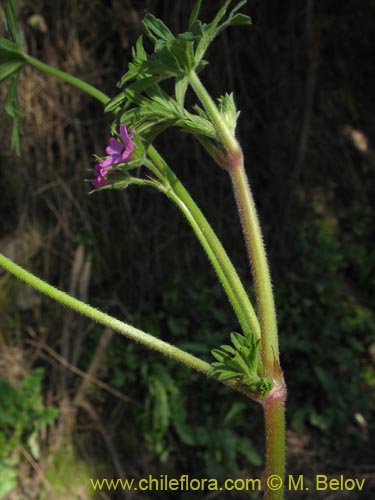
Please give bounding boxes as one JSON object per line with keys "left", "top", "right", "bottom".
{"left": 188, "top": 70, "right": 241, "bottom": 156}
{"left": 188, "top": 69, "right": 286, "bottom": 499}
{"left": 148, "top": 145, "right": 261, "bottom": 340}
{"left": 230, "top": 161, "right": 279, "bottom": 373}
{"left": 0, "top": 252, "right": 209, "bottom": 374}
{"left": 23, "top": 54, "right": 110, "bottom": 106}
{"left": 263, "top": 392, "right": 286, "bottom": 500}
{"left": 188, "top": 70, "right": 279, "bottom": 374}
{"left": 0, "top": 253, "right": 259, "bottom": 400}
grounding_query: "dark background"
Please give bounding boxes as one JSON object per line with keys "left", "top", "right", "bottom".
{"left": 0, "top": 1, "right": 374, "bottom": 498}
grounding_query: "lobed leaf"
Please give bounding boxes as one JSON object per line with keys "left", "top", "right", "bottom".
{"left": 208, "top": 330, "right": 272, "bottom": 397}
{"left": 142, "top": 13, "right": 174, "bottom": 46}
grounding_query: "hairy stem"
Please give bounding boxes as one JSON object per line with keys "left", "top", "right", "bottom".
{"left": 188, "top": 69, "right": 286, "bottom": 498}
{"left": 263, "top": 390, "right": 286, "bottom": 500}
{"left": 0, "top": 252, "right": 209, "bottom": 373}
{"left": 24, "top": 54, "right": 110, "bottom": 106}
{"left": 0, "top": 253, "right": 261, "bottom": 400}
{"left": 148, "top": 146, "right": 260, "bottom": 339}
{"left": 188, "top": 70, "right": 241, "bottom": 155}
{"left": 229, "top": 160, "right": 279, "bottom": 374}
{"left": 188, "top": 70, "right": 280, "bottom": 374}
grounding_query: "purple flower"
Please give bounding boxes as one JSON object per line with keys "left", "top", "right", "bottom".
{"left": 93, "top": 124, "right": 135, "bottom": 187}
{"left": 101, "top": 124, "right": 135, "bottom": 167}
{"left": 92, "top": 163, "right": 115, "bottom": 188}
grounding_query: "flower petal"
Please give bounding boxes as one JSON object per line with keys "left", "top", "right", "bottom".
{"left": 93, "top": 177, "right": 110, "bottom": 187}
{"left": 101, "top": 156, "right": 115, "bottom": 167}
{"left": 119, "top": 124, "right": 129, "bottom": 145}
{"left": 121, "top": 141, "right": 135, "bottom": 162}
{"left": 106, "top": 138, "right": 123, "bottom": 155}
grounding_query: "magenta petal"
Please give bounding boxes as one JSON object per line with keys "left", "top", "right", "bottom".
{"left": 119, "top": 124, "right": 129, "bottom": 144}
{"left": 101, "top": 156, "right": 116, "bottom": 167}
{"left": 94, "top": 163, "right": 102, "bottom": 175}
{"left": 106, "top": 140, "right": 122, "bottom": 155}
{"left": 94, "top": 179, "right": 110, "bottom": 187}
{"left": 127, "top": 140, "right": 135, "bottom": 154}
{"left": 110, "top": 154, "right": 122, "bottom": 165}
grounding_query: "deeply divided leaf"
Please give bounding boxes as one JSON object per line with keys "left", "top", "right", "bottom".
{"left": 208, "top": 331, "right": 272, "bottom": 397}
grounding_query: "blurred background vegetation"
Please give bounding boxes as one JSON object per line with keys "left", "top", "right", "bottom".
{"left": 0, "top": 0, "right": 374, "bottom": 498}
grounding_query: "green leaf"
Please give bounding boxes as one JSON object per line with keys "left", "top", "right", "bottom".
{"left": 195, "top": 0, "right": 251, "bottom": 64}
{"left": 170, "top": 387, "right": 196, "bottom": 446}
{"left": 217, "top": 92, "right": 239, "bottom": 134}
{"left": 104, "top": 91, "right": 127, "bottom": 113}
{"left": 175, "top": 76, "right": 189, "bottom": 110}
{"left": 220, "top": 344, "right": 236, "bottom": 355}
{"left": 4, "top": 74, "right": 24, "bottom": 154}
{"left": 0, "top": 59, "right": 22, "bottom": 82}
{"left": 142, "top": 13, "right": 174, "bottom": 46}
{"left": 218, "top": 370, "right": 241, "bottom": 381}
{"left": 208, "top": 330, "right": 272, "bottom": 397}
{"left": 188, "top": 0, "right": 202, "bottom": 30}
{"left": 118, "top": 36, "right": 149, "bottom": 87}
{"left": 0, "top": 36, "right": 23, "bottom": 56}
{"left": 126, "top": 76, "right": 163, "bottom": 97}
{"left": 224, "top": 402, "right": 246, "bottom": 424}
{"left": 211, "top": 349, "right": 228, "bottom": 362}
{"left": 146, "top": 35, "right": 196, "bottom": 76}
{"left": 226, "top": 12, "right": 251, "bottom": 27}
{"left": 3, "top": 0, "right": 20, "bottom": 44}
{"left": 230, "top": 332, "right": 243, "bottom": 350}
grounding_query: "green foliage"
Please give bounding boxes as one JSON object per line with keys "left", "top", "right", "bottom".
{"left": 217, "top": 93, "right": 240, "bottom": 135}
{"left": 2, "top": 0, "right": 21, "bottom": 44}
{"left": 43, "top": 447, "right": 94, "bottom": 499}
{"left": 113, "top": 83, "right": 216, "bottom": 146}
{"left": 104, "top": 273, "right": 262, "bottom": 477}
{"left": 3, "top": 74, "right": 24, "bottom": 153}
{"left": 208, "top": 331, "right": 272, "bottom": 397}
{"left": 0, "top": 0, "right": 25, "bottom": 154}
{"left": 105, "top": 1, "right": 249, "bottom": 155}
{"left": 278, "top": 215, "right": 374, "bottom": 440}
{"left": 144, "top": 365, "right": 195, "bottom": 462}
{"left": 192, "top": 0, "right": 251, "bottom": 65}
{"left": 118, "top": 0, "right": 250, "bottom": 85}
{"left": 0, "top": 368, "right": 59, "bottom": 499}
{"left": 141, "top": 361, "right": 263, "bottom": 476}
